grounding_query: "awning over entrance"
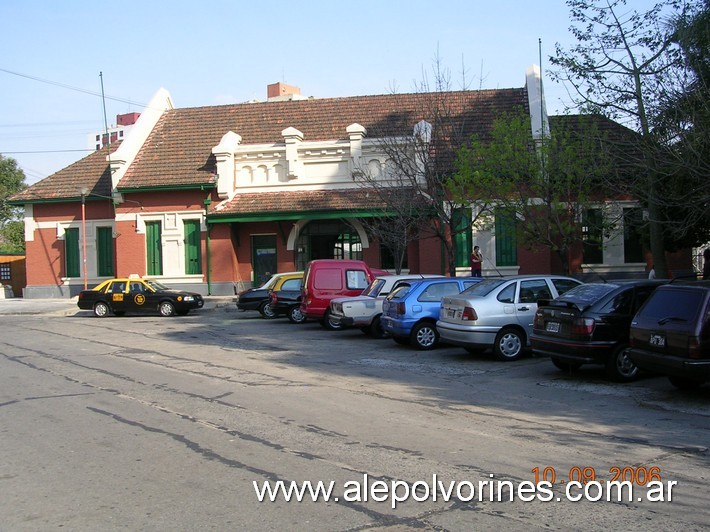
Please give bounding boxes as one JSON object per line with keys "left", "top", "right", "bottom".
{"left": 207, "top": 188, "right": 426, "bottom": 223}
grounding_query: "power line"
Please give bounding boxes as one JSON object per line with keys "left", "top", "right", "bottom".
{"left": 2, "top": 149, "right": 94, "bottom": 154}
{"left": 0, "top": 67, "right": 148, "bottom": 108}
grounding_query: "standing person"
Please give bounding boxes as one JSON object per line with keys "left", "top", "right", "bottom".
{"left": 703, "top": 248, "right": 710, "bottom": 280}
{"left": 470, "top": 246, "right": 483, "bottom": 277}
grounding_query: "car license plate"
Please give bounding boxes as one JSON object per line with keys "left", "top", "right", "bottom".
{"left": 546, "top": 321, "right": 560, "bottom": 333}
{"left": 445, "top": 309, "right": 456, "bottom": 319}
{"left": 650, "top": 334, "right": 665, "bottom": 347}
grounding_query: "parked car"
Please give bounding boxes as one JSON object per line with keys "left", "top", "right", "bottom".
{"left": 77, "top": 276, "right": 204, "bottom": 317}
{"left": 437, "top": 275, "right": 583, "bottom": 361}
{"left": 381, "top": 277, "right": 481, "bottom": 350}
{"left": 235, "top": 272, "right": 303, "bottom": 318}
{"left": 628, "top": 281, "right": 710, "bottom": 389}
{"left": 268, "top": 276, "right": 306, "bottom": 324}
{"left": 300, "top": 259, "right": 384, "bottom": 329}
{"left": 531, "top": 279, "right": 668, "bottom": 381}
{"left": 328, "top": 274, "right": 444, "bottom": 337}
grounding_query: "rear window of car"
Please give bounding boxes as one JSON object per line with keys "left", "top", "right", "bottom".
{"left": 387, "top": 284, "right": 412, "bottom": 300}
{"left": 555, "top": 283, "right": 618, "bottom": 307}
{"left": 639, "top": 289, "right": 705, "bottom": 321}
{"left": 362, "top": 278, "right": 386, "bottom": 297}
{"left": 417, "top": 281, "right": 461, "bottom": 302}
{"left": 552, "top": 278, "right": 583, "bottom": 295}
{"left": 462, "top": 279, "right": 506, "bottom": 297}
{"left": 280, "top": 278, "right": 302, "bottom": 291}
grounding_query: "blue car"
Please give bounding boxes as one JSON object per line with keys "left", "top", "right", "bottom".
{"left": 381, "top": 277, "right": 481, "bottom": 350}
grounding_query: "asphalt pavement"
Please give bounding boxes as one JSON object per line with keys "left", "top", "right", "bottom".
{"left": 0, "top": 296, "right": 237, "bottom": 316}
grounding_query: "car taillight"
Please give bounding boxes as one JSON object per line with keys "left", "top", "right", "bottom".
{"left": 571, "top": 318, "right": 595, "bottom": 336}
{"left": 270, "top": 292, "right": 278, "bottom": 304}
{"left": 533, "top": 310, "right": 544, "bottom": 329}
{"left": 688, "top": 337, "right": 704, "bottom": 359}
{"left": 462, "top": 307, "right": 478, "bottom": 321}
{"left": 395, "top": 302, "right": 406, "bottom": 315}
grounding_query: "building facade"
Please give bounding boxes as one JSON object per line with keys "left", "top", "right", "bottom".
{"left": 12, "top": 68, "right": 686, "bottom": 298}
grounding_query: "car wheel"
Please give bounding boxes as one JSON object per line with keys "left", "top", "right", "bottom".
{"left": 411, "top": 322, "right": 439, "bottom": 350}
{"left": 288, "top": 305, "right": 307, "bottom": 324}
{"left": 159, "top": 301, "right": 175, "bottom": 317}
{"left": 93, "top": 301, "right": 110, "bottom": 318}
{"left": 551, "top": 357, "right": 582, "bottom": 372}
{"left": 259, "top": 301, "right": 276, "bottom": 319}
{"left": 605, "top": 344, "right": 639, "bottom": 382}
{"left": 668, "top": 376, "right": 704, "bottom": 390}
{"left": 321, "top": 309, "right": 343, "bottom": 330}
{"left": 369, "top": 315, "right": 390, "bottom": 339}
{"left": 493, "top": 328, "right": 524, "bottom": 361}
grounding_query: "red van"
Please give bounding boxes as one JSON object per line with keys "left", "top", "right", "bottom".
{"left": 300, "top": 259, "right": 384, "bottom": 329}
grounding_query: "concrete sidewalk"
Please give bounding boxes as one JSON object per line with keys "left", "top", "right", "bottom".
{"left": 0, "top": 296, "right": 237, "bottom": 316}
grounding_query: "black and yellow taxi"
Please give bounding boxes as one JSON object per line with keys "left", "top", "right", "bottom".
{"left": 77, "top": 276, "right": 204, "bottom": 317}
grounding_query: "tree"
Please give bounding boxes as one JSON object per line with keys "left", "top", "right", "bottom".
{"left": 550, "top": 0, "right": 697, "bottom": 278}
{"left": 652, "top": 1, "right": 710, "bottom": 249}
{"left": 452, "top": 111, "right": 615, "bottom": 275}
{"left": 353, "top": 58, "right": 494, "bottom": 276}
{"left": 0, "top": 155, "right": 27, "bottom": 253}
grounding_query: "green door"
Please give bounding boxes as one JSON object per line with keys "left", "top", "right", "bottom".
{"left": 65, "top": 228, "right": 80, "bottom": 278}
{"left": 251, "top": 235, "right": 277, "bottom": 287}
{"left": 96, "top": 227, "right": 115, "bottom": 277}
{"left": 184, "top": 220, "right": 202, "bottom": 274}
{"left": 146, "top": 221, "right": 163, "bottom": 276}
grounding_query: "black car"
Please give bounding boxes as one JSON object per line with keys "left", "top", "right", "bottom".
{"left": 235, "top": 272, "right": 303, "bottom": 318}
{"left": 269, "top": 279, "right": 306, "bottom": 324}
{"left": 628, "top": 281, "right": 710, "bottom": 389}
{"left": 77, "top": 277, "right": 204, "bottom": 317}
{"left": 531, "top": 279, "right": 668, "bottom": 381}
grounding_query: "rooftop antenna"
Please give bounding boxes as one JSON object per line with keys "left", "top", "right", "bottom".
{"left": 100, "top": 72, "right": 114, "bottom": 192}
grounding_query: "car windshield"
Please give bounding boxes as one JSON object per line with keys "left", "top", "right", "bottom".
{"left": 553, "top": 283, "right": 619, "bottom": 307}
{"left": 362, "top": 278, "right": 386, "bottom": 298}
{"left": 143, "top": 279, "right": 170, "bottom": 291}
{"left": 461, "top": 279, "right": 506, "bottom": 297}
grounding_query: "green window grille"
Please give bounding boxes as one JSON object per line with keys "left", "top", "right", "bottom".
{"left": 184, "top": 220, "right": 202, "bottom": 275}
{"left": 96, "top": 227, "right": 115, "bottom": 277}
{"left": 453, "top": 208, "right": 472, "bottom": 268}
{"left": 65, "top": 227, "right": 80, "bottom": 278}
{"left": 495, "top": 209, "right": 517, "bottom": 267}
{"left": 582, "top": 209, "right": 604, "bottom": 264}
{"left": 146, "top": 221, "right": 163, "bottom": 276}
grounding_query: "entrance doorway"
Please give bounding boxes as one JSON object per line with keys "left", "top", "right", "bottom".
{"left": 296, "top": 220, "right": 362, "bottom": 270}
{"left": 251, "top": 235, "right": 277, "bottom": 286}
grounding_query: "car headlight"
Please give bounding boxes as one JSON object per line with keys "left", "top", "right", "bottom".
{"left": 183, "top": 295, "right": 195, "bottom": 302}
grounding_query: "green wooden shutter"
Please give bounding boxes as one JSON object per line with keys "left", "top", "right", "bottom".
{"left": 453, "top": 208, "right": 472, "bottom": 267}
{"left": 65, "top": 228, "right": 80, "bottom": 278}
{"left": 96, "top": 227, "right": 115, "bottom": 277}
{"left": 184, "top": 220, "right": 202, "bottom": 274}
{"left": 495, "top": 209, "right": 517, "bottom": 267}
{"left": 146, "top": 221, "right": 163, "bottom": 276}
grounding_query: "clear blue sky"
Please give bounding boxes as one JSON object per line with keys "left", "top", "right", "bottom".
{"left": 1, "top": 0, "right": 586, "bottom": 185}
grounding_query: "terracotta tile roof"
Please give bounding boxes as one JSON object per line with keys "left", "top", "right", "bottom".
{"left": 211, "top": 188, "right": 429, "bottom": 218}
{"left": 119, "top": 88, "right": 528, "bottom": 190}
{"left": 13, "top": 88, "right": 528, "bottom": 201}
{"left": 10, "top": 144, "right": 118, "bottom": 203}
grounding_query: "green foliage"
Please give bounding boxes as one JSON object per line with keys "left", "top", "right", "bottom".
{"left": 0, "top": 155, "right": 28, "bottom": 253}
{"left": 453, "top": 111, "right": 614, "bottom": 274}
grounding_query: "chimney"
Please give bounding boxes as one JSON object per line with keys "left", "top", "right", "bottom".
{"left": 267, "top": 82, "right": 301, "bottom": 101}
